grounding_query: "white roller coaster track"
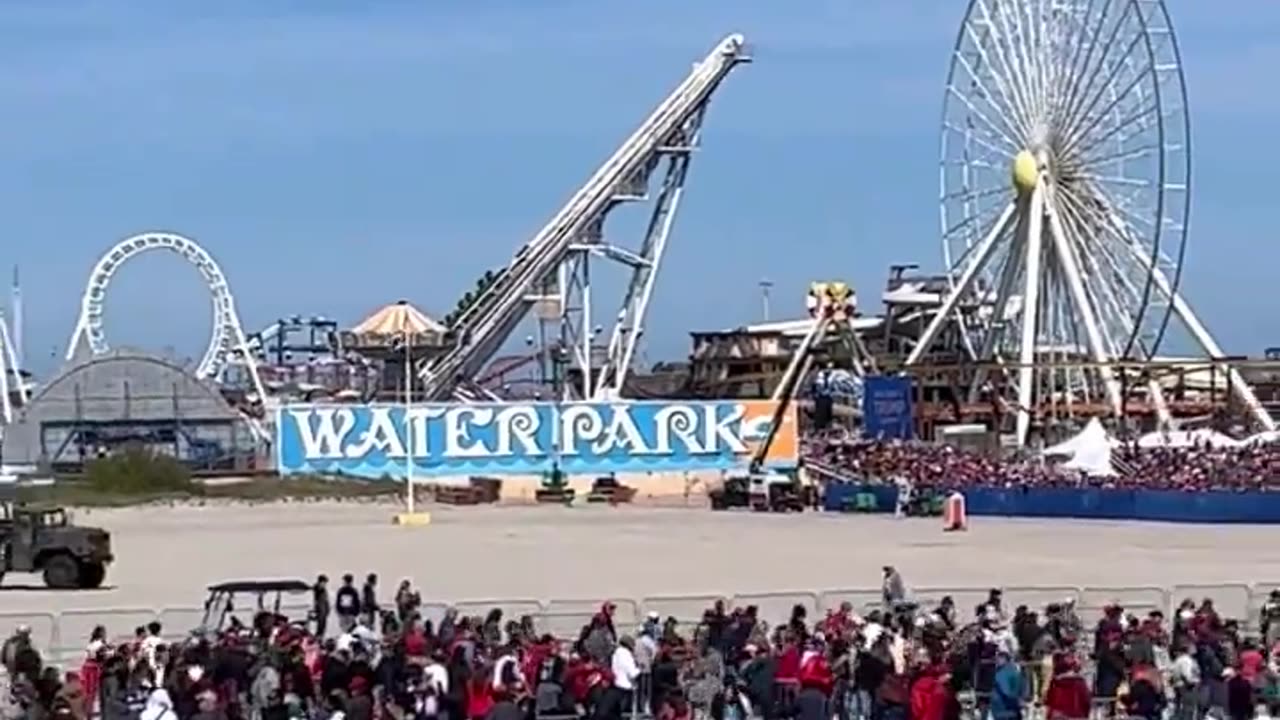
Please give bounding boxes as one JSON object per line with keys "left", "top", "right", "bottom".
{"left": 65, "top": 231, "right": 268, "bottom": 405}
{"left": 419, "top": 34, "right": 751, "bottom": 401}
{"left": 0, "top": 311, "right": 28, "bottom": 426}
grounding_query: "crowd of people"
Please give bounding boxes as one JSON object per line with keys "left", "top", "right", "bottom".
{"left": 801, "top": 438, "right": 1280, "bottom": 492}
{"left": 6, "top": 570, "right": 1280, "bottom": 720}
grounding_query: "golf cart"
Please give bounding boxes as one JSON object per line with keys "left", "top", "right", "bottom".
{"left": 0, "top": 501, "right": 113, "bottom": 589}
{"left": 199, "top": 579, "right": 313, "bottom": 635}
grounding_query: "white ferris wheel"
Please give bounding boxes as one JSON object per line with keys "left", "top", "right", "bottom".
{"left": 904, "top": 0, "right": 1275, "bottom": 445}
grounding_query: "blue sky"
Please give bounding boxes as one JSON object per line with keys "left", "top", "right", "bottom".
{"left": 2, "top": 0, "right": 1277, "bottom": 375}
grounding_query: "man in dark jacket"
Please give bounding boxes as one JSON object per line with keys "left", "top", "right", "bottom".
{"left": 313, "top": 575, "right": 331, "bottom": 638}
{"left": 741, "top": 645, "right": 778, "bottom": 720}
{"left": 361, "top": 574, "right": 379, "bottom": 629}
{"left": 335, "top": 575, "right": 361, "bottom": 633}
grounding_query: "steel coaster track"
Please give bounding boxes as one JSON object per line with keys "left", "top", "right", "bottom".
{"left": 419, "top": 34, "right": 751, "bottom": 401}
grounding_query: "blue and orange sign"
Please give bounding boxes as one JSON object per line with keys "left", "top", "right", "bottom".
{"left": 276, "top": 400, "right": 799, "bottom": 478}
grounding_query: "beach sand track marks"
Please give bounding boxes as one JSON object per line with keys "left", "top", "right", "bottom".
{"left": 1, "top": 504, "right": 1274, "bottom": 620}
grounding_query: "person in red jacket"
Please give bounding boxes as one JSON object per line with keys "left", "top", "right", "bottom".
{"left": 467, "top": 670, "right": 495, "bottom": 720}
{"left": 799, "top": 649, "right": 834, "bottom": 696}
{"left": 1044, "top": 655, "right": 1091, "bottom": 720}
{"left": 910, "top": 665, "right": 949, "bottom": 720}
{"left": 776, "top": 635, "right": 802, "bottom": 685}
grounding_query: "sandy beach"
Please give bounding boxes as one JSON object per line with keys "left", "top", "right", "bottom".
{"left": 1, "top": 502, "right": 1275, "bottom": 659}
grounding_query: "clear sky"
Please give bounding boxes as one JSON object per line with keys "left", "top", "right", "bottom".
{"left": 2, "top": 0, "right": 1277, "bottom": 376}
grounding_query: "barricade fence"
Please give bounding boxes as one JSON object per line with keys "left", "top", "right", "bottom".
{"left": 17, "top": 581, "right": 1280, "bottom": 667}
{"left": 823, "top": 484, "right": 1280, "bottom": 524}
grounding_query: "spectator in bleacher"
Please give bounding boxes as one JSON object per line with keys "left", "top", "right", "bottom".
{"left": 804, "top": 435, "right": 1280, "bottom": 492}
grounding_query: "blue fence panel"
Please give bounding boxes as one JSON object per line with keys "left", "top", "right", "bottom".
{"left": 1134, "top": 490, "right": 1280, "bottom": 524}
{"left": 821, "top": 482, "right": 1280, "bottom": 523}
{"left": 861, "top": 377, "right": 915, "bottom": 440}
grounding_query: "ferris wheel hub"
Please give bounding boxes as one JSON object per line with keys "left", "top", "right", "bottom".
{"left": 1011, "top": 150, "right": 1040, "bottom": 194}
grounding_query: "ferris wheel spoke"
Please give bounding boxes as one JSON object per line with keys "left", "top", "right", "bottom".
{"left": 1086, "top": 180, "right": 1164, "bottom": 249}
{"left": 948, "top": 209, "right": 1016, "bottom": 271}
{"left": 943, "top": 182, "right": 1013, "bottom": 204}
{"left": 1077, "top": 230, "right": 1147, "bottom": 347}
{"left": 1055, "top": 0, "right": 1127, "bottom": 128}
{"left": 1022, "top": 0, "right": 1057, "bottom": 119}
{"left": 994, "top": 0, "right": 1046, "bottom": 124}
{"left": 1091, "top": 234, "right": 1165, "bottom": 352}
{"left": 1070, "top": 122, "right": 1162, "bottom": 169}
{"left": 1063, "top": 100, "right": 1160, "bottom": 161}
{"left": 972, "top": 0, "right": 1039, "bottom": 128}
{"left": 1045, "top": 199, "right": 1124, "bottom": 413}
{"left": 967, "top": 225, "right": 1028, "bottom": 401}
{"left": 943, "top": 121, "right": 1019, "bottom": 159}
{"left": 1053, "top": 183, "right": 1155, "bottom": 356}
{"left": 942, "top": 158, "right": 1005, "bottom": 171}
{"left": 1065, "top": 91, "right": 1160, "bottom": 155}
{"left": 947, "top": 87, "right": 1025, "bottom": 152}
{"left": 1059, "top": 3, "right": 1138, "bottom": 134}
{"left": 1080, "top": 144, "right": 1161, "bottom": 174}
{"left": 1061, "top": 54, "right": 1157, "bottom": 152}
{"left": 1060, "top": 29, "right": 1150, "bottom": 143}
{"left": 953, "top": 49, "right": 1033, "bottom": 140}
{"left": 957, "top": 2, "right": 1037, "bottom": 133}
{"left": 1074, "top": 173, "right": 1152, "bottom": 189}
{"left": 1049, "top": 0, "right": 1100, "bottom": 106}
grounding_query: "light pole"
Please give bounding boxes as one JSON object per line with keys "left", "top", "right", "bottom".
{"left": 403, "top": 330, "right": 415, "bottom": 515}
{"left": 759, "top": 279, "right": 773, "bottom": 322}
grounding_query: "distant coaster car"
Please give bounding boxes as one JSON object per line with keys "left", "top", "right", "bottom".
{"left": 805, "top": 281, "right": 857, "bottom": 320}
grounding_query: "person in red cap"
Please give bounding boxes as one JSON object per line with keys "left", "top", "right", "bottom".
{"left": 346, "top": 676, "right": 373, "bottom": 720}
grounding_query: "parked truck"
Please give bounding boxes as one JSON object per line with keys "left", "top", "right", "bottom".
{"left": 0, "top": 502, "right": 113, "bottom": 589}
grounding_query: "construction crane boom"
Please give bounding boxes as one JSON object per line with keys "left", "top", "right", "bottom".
{"left": 420, "top": 34, "right": 751, "bottom": 401}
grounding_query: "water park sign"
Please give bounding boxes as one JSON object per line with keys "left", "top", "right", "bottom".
{"left": 276, "top": 400, "right": 798, "bottom": 478}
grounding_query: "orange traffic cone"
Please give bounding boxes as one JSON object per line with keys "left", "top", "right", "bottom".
{"left": 943, "top": 492, "right": 967, "bottom": 532}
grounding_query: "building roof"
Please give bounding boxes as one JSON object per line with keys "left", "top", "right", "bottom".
{"left": 350, "top": 300, "right": 445, "bottom": 336}
{"left": 698, "top": 316, "right": 885, "bottom": 338}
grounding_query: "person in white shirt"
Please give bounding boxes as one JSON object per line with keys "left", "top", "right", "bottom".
{"left": 634, "top": 625, "right": 658, "bottom": 714}
{"left": 423, "top": 652, "right": 450, "bottom": 697}
{"left": 608, "top": 636, "right": 641, "bottom": 720}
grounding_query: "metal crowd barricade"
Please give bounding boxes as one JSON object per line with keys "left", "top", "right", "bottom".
{"left": 17, "top": 579, "right": 1280, "bottom": 668}
{"left": 1169, "top": 582, "right": 1253, "bottom": 619}
{"left": 545, "top": 597, "right": 641, "bottom": 629}
{"left": 730, "top": 591, "right": 819, "bottom": 627}
{"left": 641, "top": 594, "right": 723, "bottom": 625}
{"left": 1075, "top": 579, "right": 1167, "bottom": 614}
{"left": 451, "top": 598, "right": 544, "bottom": 624}
{"left": 0, "top": 610, "right": 58, "bottom": 662}
{"left": 56, "top": 607, "right": 159, "bottom": 661}
{"left": 817, "top": 588, "right": 883, "bottom": 615}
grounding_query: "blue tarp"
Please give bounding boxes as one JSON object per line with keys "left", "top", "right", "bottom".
{"left": 822, "top": 482, "right": 1280, "bottom": 524}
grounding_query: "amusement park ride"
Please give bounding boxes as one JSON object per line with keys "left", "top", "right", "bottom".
{"left": 4, "top": 0, "right": 1277, "bottom": 456}
{"left": 0, "top": 270, "right": 29, "bottom": 428}
{"left": 900, "top": 0, "right": 1276, "bottom": 445}
{"left": 416, "top": 34, "right": 751, "bottom": 403}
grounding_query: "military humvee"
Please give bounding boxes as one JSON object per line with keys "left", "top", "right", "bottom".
{"left": 0, "top": 503, "right": 113, "bottom": 589}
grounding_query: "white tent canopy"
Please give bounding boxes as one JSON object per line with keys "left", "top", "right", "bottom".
{"left": 1042, "top": 418, "right": 1117, "bottom": 477}
{"left": 1043, "top": 418, "right": 1115, "bottom": 456}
